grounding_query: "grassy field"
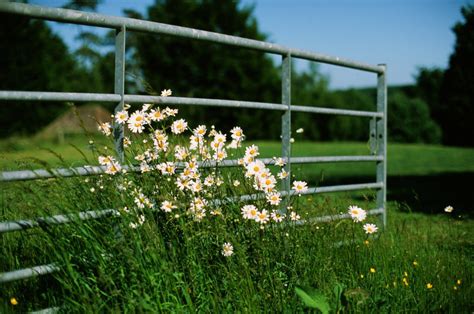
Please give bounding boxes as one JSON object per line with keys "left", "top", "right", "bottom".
{"left": 2, "top": 135, "right": 474, "bottom": 175}
{"left": 0, "top": 134, "right": 473, "bottom": 312}
{"left": 2, "top": 135, "right": 473, "bottom": 214}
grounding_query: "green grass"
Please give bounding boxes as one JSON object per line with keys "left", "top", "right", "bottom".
{"left": 0, "top": 134, "right": 109, "bottom": 171}
{"left": 0, "top": 134, "right": 473, "bottom": 312}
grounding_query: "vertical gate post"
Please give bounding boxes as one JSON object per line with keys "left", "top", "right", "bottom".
{"left": 114, "top": 25, "right": 126, "bottom": 162}
{"left": 281, "top": 53, "right": 291, "bottom": 211}
{"left": 376, "top": 64, "right": 387, "bottom": 227}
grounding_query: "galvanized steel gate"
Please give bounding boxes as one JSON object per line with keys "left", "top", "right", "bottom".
{"left": 0, "top": 2, "right": 387, "bottom": 311}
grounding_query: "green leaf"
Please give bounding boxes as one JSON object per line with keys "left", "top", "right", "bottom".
{"left": 295, "top": 286, "right": 330, "bottom": 314}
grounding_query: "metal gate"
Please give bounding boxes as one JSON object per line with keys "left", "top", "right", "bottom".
{"left": 0, "top": 2, "right": 387, "bottom": 311}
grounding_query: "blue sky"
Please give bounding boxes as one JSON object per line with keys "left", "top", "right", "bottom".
{"left": 30, "top": 0, "right": 467, "bottom": 89}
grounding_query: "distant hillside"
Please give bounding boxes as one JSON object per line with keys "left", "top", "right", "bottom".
{"left": 36, "top": 105, "right": 112, "bottom": 140}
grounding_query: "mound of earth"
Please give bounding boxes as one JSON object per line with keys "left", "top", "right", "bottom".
{"left": 36, "top": 105, "right": 112, "bottom": 139}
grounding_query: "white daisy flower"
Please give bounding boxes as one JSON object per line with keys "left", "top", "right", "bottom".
{"left": 213, "top": 149, "right": 227, "bottom": 162}
{"left": 149, "top": 108, "right": 165, "bottom": 122}
{"left": 161, "top": 89, "right": 172, "bottom": 97}
{"left": 363, "top": 223, "right": 378, "bottom": 234}
{"left": 161, "top": 200, "right": 177, "bottom": 213}
{"left": 266, "top": 192, "right": 281, "bottom": 206}
{"left": 292, "top": 180, "right": 308, "bottom": 195}
{"left": 157, "top": 162, "right": 175, "bottom": 176}
{"left": 290, "top": 211, "right": 301, "bottom": 221}
{"left": 164, "top": 107, "right": 178, "bottom": 117}
{"left": 189, "top": 135, "right": 204, "bottom": 150}
{"left": 141, "top": 103, "right": 152, "bottom": 112}
{"left": 171, "top": 119, "right": 188, "bottom": 134}
{"left": 245, "top": 160, "right": 265, "bottom": 177}
{"left": 193, "top": 125, "right": 207, "bottom": 137}
{"left": 134, "top": 193, "right": 149, "bottom": 209}
{"left": 222, "top": 242, "right": 234, "bottom": 257}
{"left": 271, "top": 210, "right": 285, "bottom": 223}
{"left": 245, "top": 145, "right": 259, "bottom": 158}
{"left": 204, "top": 175, "right": 215, "bottom": 187}
{"left": 189, "top": 180, "right": 203, "bottom": 193}
{"left": 98, "top": 122, "right": 112, "bottom": 136}
{"left": 140, "top": 161, "right": 151, "bottom": 173}
{"left": 128, "top": 111, "right": 146, "bottom": 133}
{"left": 230, "top": 126, "right": 244, "bottom": 140}
{"left": 175, "top": 176, "right": 190, "bottom": 191}
{"left": 98, "top": 155, "right": 114, "bottom": 166}
{"left": 105, "top": 162, "right": 121, "bottom": 175}
{"left": 277, "top": 169, "right": 289, "bottom": 179}
{"left": 241, "top": 204, "right": 258, "bottom": 220}
{"left": 173, "top": 145, "right": 188, "bottom": 161}
{"left": 259, "top": 175, "right": 277, "bottom": 192}
{"left": 115, "top": 110, "right": 129, "bottom": 124}
{"left": 255, "top": 209, "right": 270, "bottom": 224}
{"left": 348, "top": 205, "right": 367, "bottom": 223}
{"left": 273, "top": 157, "right": 286, "bottom": 167}
{"left": 444, "top": 205, "right": 454, "bottom": 213}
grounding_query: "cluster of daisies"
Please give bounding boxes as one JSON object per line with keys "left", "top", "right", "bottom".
{"left": 94, "top": 89, "right": 384, "bottom": 257}
{"left": 237, "top": 144, "right": 307, "bottom": 226}
{"left": 95, "top": 89, "right": 309, "bottom": 231}
{"left": 347, "top": 205, "right": 378, "bottom": 234}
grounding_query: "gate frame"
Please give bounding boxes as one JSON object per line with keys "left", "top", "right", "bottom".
{"left": 0, "top": 2, "right": 387, "bottom": 310}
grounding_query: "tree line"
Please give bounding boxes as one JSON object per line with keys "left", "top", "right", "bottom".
{"left": 0, "top": 0, "right": 472, "bottom": 146}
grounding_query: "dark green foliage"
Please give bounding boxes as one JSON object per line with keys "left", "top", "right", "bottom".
{"left": 388, "top": 92, "right": 442, "bottom": 143}
{"left": 439, "top": 5, "right": 474, "bottom": 146}
{"left": 62, "top": 0, "right": 102, "bottom": 11}
{"left": 127, "top": 0, "right": 281, "bottom": 139}
{"left": 414, "top": 67, "right": 444, "bottom": 115}
{"left": 0, "top": 13, "right": 83, "bottom": 137}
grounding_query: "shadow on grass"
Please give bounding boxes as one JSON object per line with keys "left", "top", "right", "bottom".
{"left": 311, "top": 172, "right": 474, "bottom": 218}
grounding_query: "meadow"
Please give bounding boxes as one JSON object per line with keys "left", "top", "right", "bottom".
{"left": 1, "top": 127, "right": 473, "bottom": 312}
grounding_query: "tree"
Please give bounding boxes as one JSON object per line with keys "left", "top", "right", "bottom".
{"left": 291, "top": 64, "right": 331, "bottom": 140}
{"left": 125, "top": 0, "right": 281, "bottom": 139}
{"left": 0, "top": 12, "right": 84, "bottom": 137}
{"left": 414, "top": 67, "right": 443, "bottom": 115}
{"left": 439, "top": 5, "right": 474, "bottom": 146}
{"left": 388, "top": 92, "right": 441, "bottom": 143}
{"left": 63, "top": 0, "right": 102, "bottom": 11}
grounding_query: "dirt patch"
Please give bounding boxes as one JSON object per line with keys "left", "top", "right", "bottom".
{"left": 36, "top": 105, "right": 112, "bottom": 139}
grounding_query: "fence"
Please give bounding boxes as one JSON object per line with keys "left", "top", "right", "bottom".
{"left": 0, "top": 2, "right": 387, "bottom": 311}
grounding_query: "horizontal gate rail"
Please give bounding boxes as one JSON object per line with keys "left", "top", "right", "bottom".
{"left": 0, "top": 182, "right": 382, "bottom": 234}
{"left": 297, "top": 207, "right": 384, "bottom": 225}
{"left": 0, "top": 209, "right": 118, "bottom": 233}
{"left": 0, "top": 264, "right": 60, "bottom": 284}
{"left": 0, "top": 91, "right": 382, "bottom": 118}
{"left": 0, "top": 2, "right": 383, "bottom": 73}
{"left": 291, "top": 104, "right": 383, "bottom": 118}
{"left": 291, "top": 156, "right": 383, "bottom": 163}
{"left": 1, "top": 156, "right": 383, "bottom": 182}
